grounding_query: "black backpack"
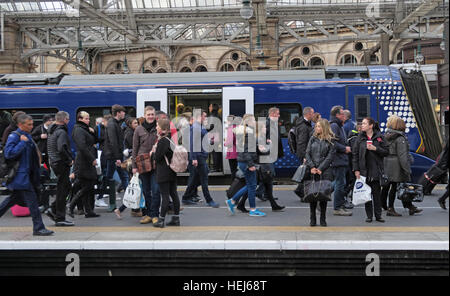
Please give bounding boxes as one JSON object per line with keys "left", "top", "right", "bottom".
{"left": 0, "top": 131, "right": 21, "bottom": 184}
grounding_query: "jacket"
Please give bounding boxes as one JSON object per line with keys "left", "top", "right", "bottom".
{"left": 72, "top": 121, "right": 98, "bottom": 180}
{"left": 124, "top": 126, "right": 134, "bottom": 151}
{"left": 236, "top": 125, "right": 258, "bottom": 168}
{"left": 1, "top": 123, "right": 17, "bottom": 147}
{"left": 47, "top": 123, "right": 73, "bottom": 166}
{"left": 383, "top": 129, "right": 411, "bottom": 183}
{"left": 31, "top": 123, "right": 49, "bottom": 155}
{"left": 104, "top": 117, "right": 124, "bottom": 161}
{"left": 190, "top": 121, "right": 209, "bottom": 160}
{"left": 4, "top": 128, "right": 41, "bottom": 190}
{"left": 305, "top": 136, "right": 336, "bottom": 181}
{"left": 352, "top": 129, "right": 389, "bottom": 181}
{"left": 330, "top": 116, "right": 349, "bottom": 167}
{"left": 293, "top": 117, "right": 313, "bottom": 161}
{"left": 154, "top": 136, "right": 176, "bottom": 183}
{"left": 132, "top": 122, "right": 158, "bottom": 169}
{"left": 266, "top": 117, "right": 284, "bottom": 160}
{"left": 224, "top": 125, "right": 238, "bottom": 160}
{"left": 343, "top": 119, "right": 356, "bottom": 138}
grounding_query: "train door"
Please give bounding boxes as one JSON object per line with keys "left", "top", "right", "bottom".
{"left": 136, "top": 88, "right": 168, "bottom": 117}
{"left": 346, "top": 85, "right": 373, "bottom": 123}
{"left": 222, "top": 87, "right": 254, "bottom": 174}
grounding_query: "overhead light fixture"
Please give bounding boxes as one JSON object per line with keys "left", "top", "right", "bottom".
{"left": 123, "top": 56, "right": 130, "bottom": 74}
{"left": 76, "top": 28, "right": 85, "bottom": 62}
{"left": 240, "top": 0, "right": 253, "bottom": 20}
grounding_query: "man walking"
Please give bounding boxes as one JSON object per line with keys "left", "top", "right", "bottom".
{"left": 46, "top": 111, "right": 74, "bottom": 226}
{"left": 293, "top": 107, "right": 314, "bottom": 201}
{"left": 0, "top": 114, "right": 54, "bottom": 236}
{"left": 330, "top": 106, "right": 352, "bottom": 216}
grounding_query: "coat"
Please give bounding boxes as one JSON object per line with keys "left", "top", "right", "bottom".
{"left": 352, "top": 129, "right": 389, "bottom": 181}
{"left": 236, "top": 125, "right": 258, "bottom": 168}
{"left": 132, "top": 122, "right": 158, "bottom": 169}
{"left": 293, "top": 117, "right": 313, "bottom": 161}
{"left": 383, "top": 129, "right": 411, "bottom": 183}
{"left": 104, "top": 117, "right": 124, "bottom": 161}
{"left": 4, "top": 128, "right": 41, "bottom": 191}
{"left": 154, "top": 136, "right": 176, "bottom": 183}
{"left": 47, "top": 123, "right": 73, "bottom": 166}
{"left": 305, "top": 136, "right": 336, "bottom": 181}
{"left": 224, "top": 125, "right": 238, "bottom": 160}
{"left": 72, "top": 121, "right": 98, "bottom": 180}
{"left": 330, "top": 116, "right": 349, "bottom": 167}
{"left": 31, "top": 123, "right": 49, "bottom": 155}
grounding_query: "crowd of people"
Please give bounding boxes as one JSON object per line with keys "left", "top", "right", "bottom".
{"left": 0, "top": 102, "right": 448, "bottom": 235}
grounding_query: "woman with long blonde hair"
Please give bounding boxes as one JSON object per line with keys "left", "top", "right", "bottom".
{"left": 304, "top": 119, "right": 336, "bottom": 226}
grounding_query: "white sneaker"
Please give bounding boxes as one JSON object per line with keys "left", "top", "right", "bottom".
{"left": 95, "top": 199, "right": 109, "bottom": 207}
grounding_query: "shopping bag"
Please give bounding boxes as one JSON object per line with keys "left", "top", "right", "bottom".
{"left": 122, "top": 174, "right": 142, "bottom": 209}
{"left": 291, "top": 165, "right": 307, "bottom": 183}
{"left": 352, "top": 176, "right": 372, "bottom": 205}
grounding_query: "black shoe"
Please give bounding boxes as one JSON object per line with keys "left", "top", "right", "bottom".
{"left": 85, "top": 212, "right": 100, "bottom": 218}
{"left": 45, "top": 209, "right": 56, "bottom": 222}
{"left": 166, "top": 216, "right": 180, "bottom": 226}
{"left": 376, "top": 218, "right": 385, "bottom": 223}
{"left": 236, "top": 204, "right": 249, "bottom": 213}
{"left": 153, "top": 217, "right": 165, "bottom": 228}
{"left": 256, "top": 194, "right": 268, "bottom": 202}
{"left": 33, "top": 229, "right": 54, "bottom": 236}
{"left": 55, "top": 220, "right": 75, "bottom": 227}
{"left": 271, "top": 205, "right": 285, "bottom": 212}
{"left": 320, "top": 220, "right": 327, "bottom": 227}
{"left": 365, "top": 218, "right": 373, "bottom": 223}
{"left": 438, "top": 199, "right": 447, "bottom": 210}
{"left": 310, "top": 217, "right": 317, "bottom": 227}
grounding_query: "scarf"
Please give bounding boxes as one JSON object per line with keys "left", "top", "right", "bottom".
{"left": 142, "top": 120, "right": 156, "bottom": 134}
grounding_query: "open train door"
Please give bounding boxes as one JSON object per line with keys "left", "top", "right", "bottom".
{"left": 136, "top": 88, "right": 168, "bottom": 117}
{"left": 222, "top": 87, "right": 254, "bottom": 174}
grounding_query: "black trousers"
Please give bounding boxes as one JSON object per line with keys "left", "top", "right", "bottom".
{"left": 439, "top": 185, "right": 449, "bottom": 202}
{"left": 381, "top": 182, "right": 398, "bottom": 209}
{"left": 365, "top": 180, "right": 382, "bottom": 219}
{"left": 228, "top": 159, "right": 238, "bottom": 182}
{"left": 51, "top": 162, "right": 71, "bottom": 222}
{"left": 159, "top": 181, "right": 180, "bottom": 218}
{"left": 70, "top": 178, "right": 95, "bottom": 214}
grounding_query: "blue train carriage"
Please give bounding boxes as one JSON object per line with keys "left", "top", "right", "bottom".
{"left": 0, "top": 67, "right": 435, "bottom": 182}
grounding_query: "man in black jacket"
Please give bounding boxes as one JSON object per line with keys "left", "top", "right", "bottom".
{"left": 329, "top": 106, "right": 352, "bottom": 216}
{"left": 292, "top": 107, "right": 314, "bottom": 201}
{"left": 31, "top": 114, "right": 54, "bottom": 168}
{"left": 46, "top": 111, "right": 74, "bottom": 226}
{"left": 103, "top": 104, "right": 128, "bottom": 211}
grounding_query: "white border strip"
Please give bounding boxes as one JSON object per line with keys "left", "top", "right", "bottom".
{"left": 0, "top": 240, "right": 447, "bottom": 251}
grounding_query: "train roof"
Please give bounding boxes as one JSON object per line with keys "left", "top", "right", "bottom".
{"left": 0, "top": 66, "right": 401, "bottom": 87}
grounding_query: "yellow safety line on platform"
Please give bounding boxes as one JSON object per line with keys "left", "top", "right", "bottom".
{"left": 0, "top": 226, "right": 447, "bottom": 233}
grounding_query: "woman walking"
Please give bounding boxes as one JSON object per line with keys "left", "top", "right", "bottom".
{"left": 224, "top": 115, "right": 239, "bottom": 182}
{"left": 226, "top": 114, "right": 266, "bottom": 217}
{"left": 304, "top": 119, "right": 336, "bottom": 226}
{"left": 353, "top": 117, "right": 389, "bottom": 223}
{"left": 69, "top": 111, "right": 100, "bottom": 218}
{"left": 381, "top": 115, "right": 419, "bottom": 216}
{"left": 153, "top": 118, "right": 181, "bottom": 228}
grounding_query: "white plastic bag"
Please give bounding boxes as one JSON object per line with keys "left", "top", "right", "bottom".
{"left": 352, "top": 176, "right": 372, "bottom": 206}
{"left": 122, "top": 174, "right": 142, "bottom": 209}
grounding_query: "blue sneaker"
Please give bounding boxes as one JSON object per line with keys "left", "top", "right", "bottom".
{"left": 249, "top": 209, "right": 266, "bottom": 217}
{"left": 226, "top": 199, "right": 236, "bottom": 215}
{"left": 208, "top": 200, "right": 220, "bottom": 208}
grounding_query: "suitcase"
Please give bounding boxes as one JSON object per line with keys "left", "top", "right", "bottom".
{"left": 226, "top": 178, "right": 246, "bottom": 199}
{"left": 11, "top": 205, "right": 30, "bottom": 217}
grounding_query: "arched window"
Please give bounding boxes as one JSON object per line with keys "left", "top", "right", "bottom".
{"left": 180, "top": 67, "right": 192, "bottom": 72}
{"left": 340, "top": 54, "right": 358, "bottom": 65}
{"left": 309, "top": 57, "right": 324, "bottom": 67}
{"left": 290, "top": 58, "right": 305, "bottom": 69}
{"left": 396, "top": 51, "right": 404, "bottom": 64}
{"left": 236, "top": 62, "right": 251, "bottom": 71}
{"left": 143, "top": 69, "right": 152, "bottom": 73}
{"left": 220, "top": 63, "right": 235, "bottom": 72}
{"left": 157, "top": 68, "right": 167, "bottom": 73}
{"left": 195, "top": 65, "right": 208, "bottom": 72}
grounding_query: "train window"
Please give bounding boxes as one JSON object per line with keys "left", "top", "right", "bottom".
{"left": 0, "top": 108, "right": 58, "bottom": 127}
{"left": 255, "top": 103, "right": 302, "bottom": 138}
{"left": 354, "top": 95, "right": 370, "bottom": 122}
{"left": 75, "top": 106, "right": 136, "bottom": 126}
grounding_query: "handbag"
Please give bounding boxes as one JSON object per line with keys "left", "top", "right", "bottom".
{"left": 259, "top": 163, "right": 273, "bottom": 183}
{"left": 135, "top": 153, "right": 152, "bottom": 174}
{"left": 397, "top": 183, "right": 424, "bottom": 203}
{"left": 303, "top": 175, "right": 333, "bottom": 203}
{"left": 291, "top": 164, "right": 307, "bottom": 183}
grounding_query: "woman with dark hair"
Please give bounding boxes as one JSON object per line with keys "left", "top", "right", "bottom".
{"left": 123, "top": 117, "right": 138, "bottom": 157}
{"left": 153, "top": 118, "right": 181, "bottom": 228}
{"left": 353, "top": 117, "right": 389, "bottom": 223}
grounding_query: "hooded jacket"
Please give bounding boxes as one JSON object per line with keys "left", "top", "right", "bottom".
{"left": 47, "top": 123, "right": 73, "bottom": 166}
{"left": 330, "top": 116, "right": 349, "bottom": 167}
{"left": 383, "top": 129, "right": 412, "bottom": 182}
{"left": 72, "top": 121, "right": 98, "bottom": 180}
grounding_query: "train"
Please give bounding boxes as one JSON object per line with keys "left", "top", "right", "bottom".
{"left": 0, "top": 65, "right": 437, "bottom": 182}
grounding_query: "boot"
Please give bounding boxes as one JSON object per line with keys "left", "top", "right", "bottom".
{"left": 438, "top": 197, "right": 447, "bottom": 210}
{"left": 320, "top": 202, "right": 327, "bottom": 227}
{"left": 386, "top": 207, "right": 402, "bottom": 217}
{"left": 236, "top": 194, "right": 249, "bottom": 213}
{"left": 310, "top": 203, "right": 317, "bottom": 226}
{"left": 153, "top": 217, "right": 165, "bottom": 228}
{"left": 166, "top": 216, "right": 180, "bottom": 226}
{"left": 108, "top": 180, "right": 116, "bottom": 212}
{"left": 409, "top": 205, "right": 423, "bottom": 216}
{"left": 268, "top": 195, "right": 285, "bottom": 212}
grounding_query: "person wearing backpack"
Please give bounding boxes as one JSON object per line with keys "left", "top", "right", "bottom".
{"left": 0, "top": 114, "right": 53, "bottom": 236}
{"left": 292, "top": 107, "right": 314, "bottom": 201}
{"left": 153, "top": 118, "right": 181, "bottom": 228}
